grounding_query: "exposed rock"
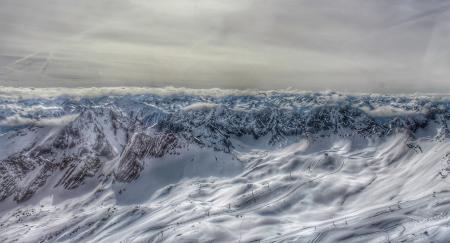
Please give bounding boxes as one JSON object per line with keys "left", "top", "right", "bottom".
{"left": 115, "top": 133, "right": 178, "bottom": 182}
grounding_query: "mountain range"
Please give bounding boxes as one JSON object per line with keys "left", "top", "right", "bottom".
{"left": 0, "top": 91, "right": 449, "bottom": 242}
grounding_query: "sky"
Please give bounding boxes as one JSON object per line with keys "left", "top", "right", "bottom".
{"left": 0, "top": 0, "right": 450, "bottom": 93}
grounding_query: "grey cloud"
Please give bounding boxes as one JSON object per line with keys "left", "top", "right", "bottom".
{"left": 0, "top": 0, "right": 449, "bottom": 92}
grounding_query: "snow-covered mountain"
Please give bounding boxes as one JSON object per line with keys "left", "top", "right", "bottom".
{"left": 0, "top": 91, "right": 450, "bottom": 242}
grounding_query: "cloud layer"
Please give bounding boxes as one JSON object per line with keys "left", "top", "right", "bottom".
{"left": 1, "top": 86, "right": 449, "bottom": 101}
{"left": 0, "top": 0, "right": 450, "bottom": 92}
{"left": 0, "top": 114, "right": 78, "bottom": 127}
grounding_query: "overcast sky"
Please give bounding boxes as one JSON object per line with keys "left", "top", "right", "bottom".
{"left": 0, "top": 0, "right": 450, "bottom": 92}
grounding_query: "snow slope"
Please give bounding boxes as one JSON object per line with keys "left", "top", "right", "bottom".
{"left": 0, "top": 90, "right": 449, "bottom": 242}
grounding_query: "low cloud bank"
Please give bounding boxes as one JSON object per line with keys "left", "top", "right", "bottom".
{"left": 182, "top": 102, "right": 219, "bottom": 111}
{"left": 0, "top": 86, "right": 268, "bottom": 99}
{"left": 0, "top": 86, "right": 449, "bottom": 101}
{"left": 361, "top": 106, "right": 425, "bottom": 117}
{"left": 0, "top": 114, "right": 78, "bottom": 127}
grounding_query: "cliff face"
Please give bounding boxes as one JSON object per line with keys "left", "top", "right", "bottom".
{"left": 115, "top": 133, "right": 178, "bottom": 182}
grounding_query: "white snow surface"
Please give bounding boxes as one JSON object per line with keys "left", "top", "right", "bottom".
{"left": 0, "top": 91, "right": 449, "bottom": 243}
